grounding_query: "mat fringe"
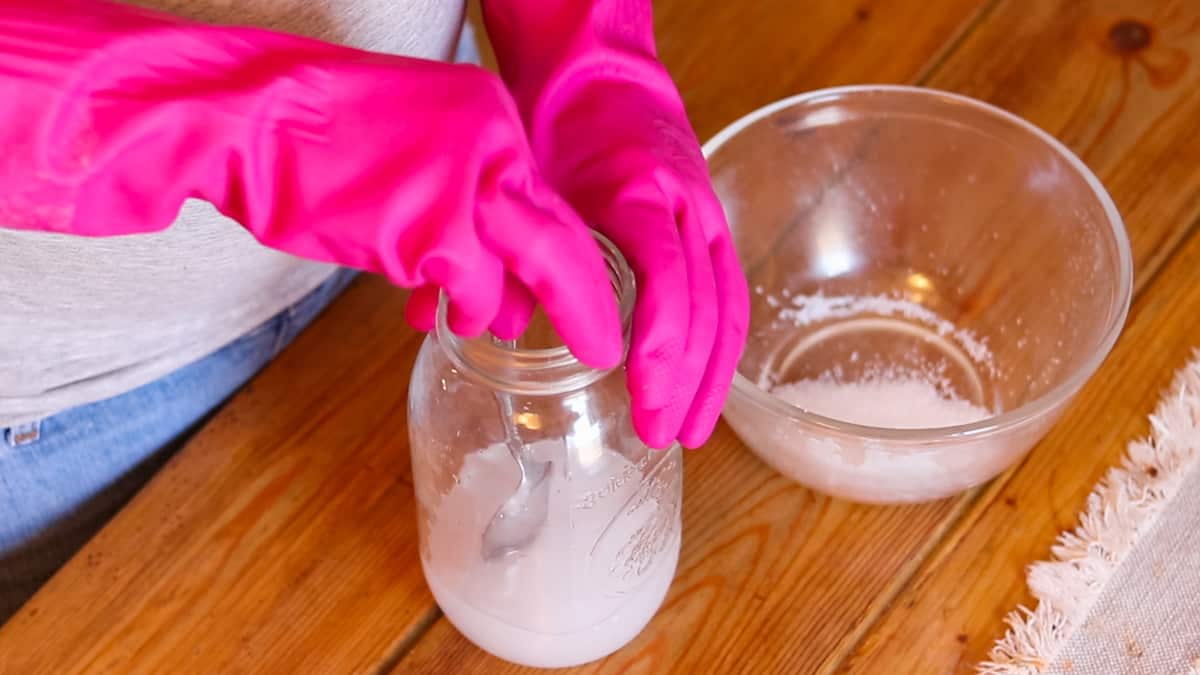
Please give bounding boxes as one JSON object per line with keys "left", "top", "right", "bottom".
{"left": 978, "top": 351, "right": 1200, "bottom": 674}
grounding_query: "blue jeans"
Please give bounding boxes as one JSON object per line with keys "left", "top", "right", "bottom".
{"left": 0, "top": 268, "right": 356, "bottom": 622}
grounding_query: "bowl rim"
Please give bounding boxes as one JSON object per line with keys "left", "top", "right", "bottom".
{"left": 704, "top": 84, "right": 1134, "bottom": 442}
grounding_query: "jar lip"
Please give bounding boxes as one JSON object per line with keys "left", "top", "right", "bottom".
{"left": 435, "top": 232, "right": 636, "bottom": 395}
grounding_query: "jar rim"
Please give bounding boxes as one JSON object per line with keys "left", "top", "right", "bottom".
{"left": 435, "top": 232, "right": 636, "bottom": 396}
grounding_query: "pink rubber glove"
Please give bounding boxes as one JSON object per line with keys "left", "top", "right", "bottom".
{"left": 482, "top": 0, "right": 750, "bottom": 448}
{"left": 0, "top": 0, "right": 622, "bottom": 368}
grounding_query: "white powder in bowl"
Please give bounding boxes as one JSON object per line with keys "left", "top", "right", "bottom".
{"left": 767, "top": 291, "right": 997, "bottom": 375}
{"left": 771, "top": 375, "right": 991, "bottom": 429}
{"left": 729, "top": 289, "right": 1016, "bottom": 502}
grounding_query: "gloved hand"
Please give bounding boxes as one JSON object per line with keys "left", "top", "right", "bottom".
{"left": 483, "top": 0, "right": 750, "bottom": 448}
{"left": 0, "top": 0, "right": 622, "bottom": 368}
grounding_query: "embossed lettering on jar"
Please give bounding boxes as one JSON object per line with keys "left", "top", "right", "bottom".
{"left": 408, "top": 236, "right": 683, "bottom": 668}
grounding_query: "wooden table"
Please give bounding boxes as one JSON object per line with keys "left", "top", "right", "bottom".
{"left": 3, "top": 0, "right": 1199, "bottom": 672}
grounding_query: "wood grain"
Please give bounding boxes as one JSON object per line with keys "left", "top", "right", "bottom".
{"left": 836, "top": 0, "right": 1200, "bottom": 671}
{"left": 914, "top": 0, "right": 1200, "bottom": 287}
{"left": 653, "top": 0, "right": 997, "bottom": 140}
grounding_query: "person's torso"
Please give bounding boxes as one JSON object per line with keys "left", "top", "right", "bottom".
{"left": 0, "top": 0, "right": 466, "bottom": 426}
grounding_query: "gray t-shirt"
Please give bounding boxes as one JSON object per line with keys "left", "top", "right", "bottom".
{"left": 0, "top": 0, "right": 465, "bottom": 426}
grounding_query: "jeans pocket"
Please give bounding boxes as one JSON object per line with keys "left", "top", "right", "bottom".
{"left": 3, "top": 421, "right": 41, "bottom": 448}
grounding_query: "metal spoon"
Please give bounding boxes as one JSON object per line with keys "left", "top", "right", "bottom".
{"left": 480, "top": 341, "right": 552, "bottom": 560}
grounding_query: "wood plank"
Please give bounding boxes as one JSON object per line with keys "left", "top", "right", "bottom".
{"left": 912, "top": 0, "right": 1200, "bottom": 286}
{"left": 0, "top": 276, "right": 431, "bottom": 674}
{"left": 0, "top": 1, "right": 994, "bottom": 673}
{"left": 837, "top": 0, "right": 1200, "bottom": 671}
{"left": 655, "top": 0, "right": 994, "bottom": 141}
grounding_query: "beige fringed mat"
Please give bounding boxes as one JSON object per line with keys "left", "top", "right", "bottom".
{"left": 979, "top": 352, "right": 1200, "bottom": 674}
{"left": 979, "top": 348, "right": 1200, "bottom": 667}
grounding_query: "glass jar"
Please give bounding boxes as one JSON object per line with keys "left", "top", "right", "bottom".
{"left": 408, "top": 236, "right": 683, "bottom": 668}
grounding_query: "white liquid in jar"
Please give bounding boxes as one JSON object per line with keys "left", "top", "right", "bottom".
{"left": 422, "top": 441, "right": 680, "bottom": 668}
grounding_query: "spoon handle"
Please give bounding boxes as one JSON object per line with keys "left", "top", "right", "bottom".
{"left": 493, "top": 339, "right": 526, "bottom": 456}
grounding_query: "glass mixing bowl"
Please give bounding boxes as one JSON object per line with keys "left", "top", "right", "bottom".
{"left": 706, "top": 86, "right": 1132, "bottom": 503}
